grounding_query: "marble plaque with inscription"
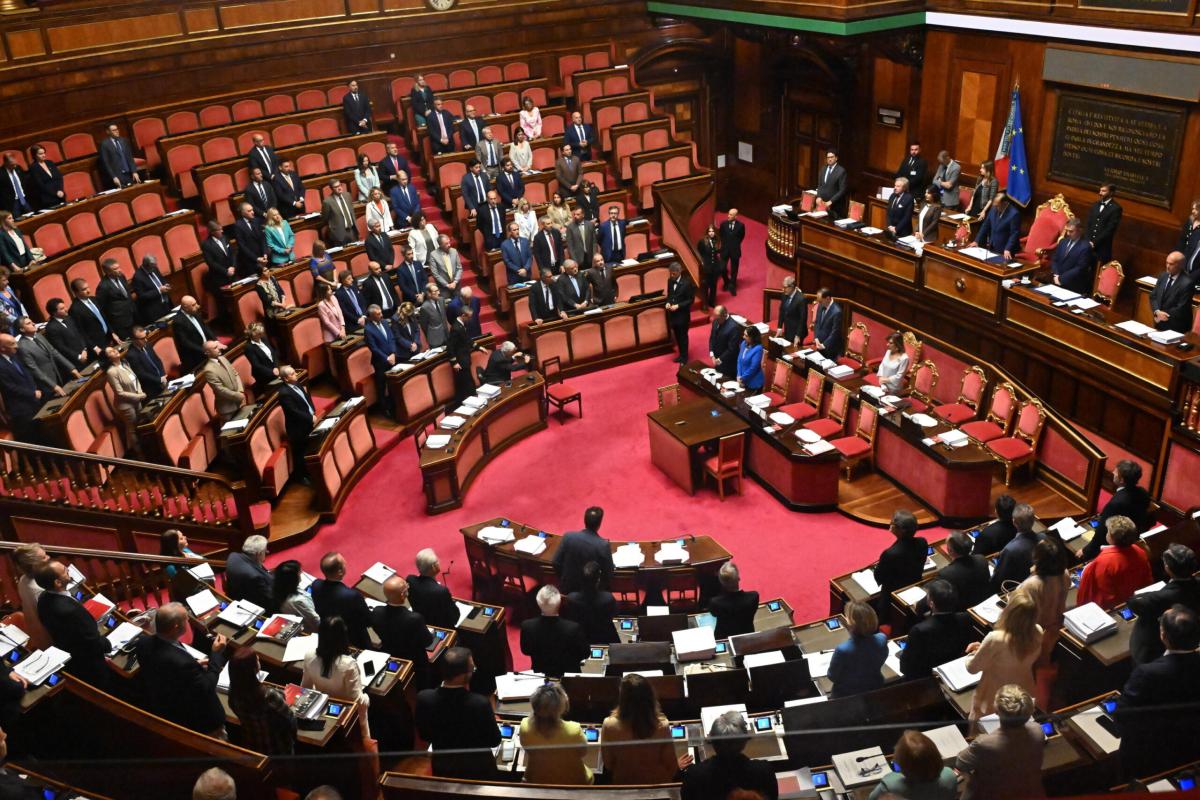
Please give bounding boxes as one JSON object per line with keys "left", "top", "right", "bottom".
{"left": 1078, "top": 0, "right": 1188, "bottom": 12}
{"left": 1049, "top": 92, "right": 1184, "bottom": 206}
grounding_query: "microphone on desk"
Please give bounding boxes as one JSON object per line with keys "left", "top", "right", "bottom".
{"left": 441, "top": 560, "right": 455, "bottom": 585}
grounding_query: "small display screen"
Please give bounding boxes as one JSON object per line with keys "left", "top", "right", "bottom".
{"left": 927, "top": 546, "right": 935, "bottom": 555}
{"left": 435, "top": 629, "right": 447, "bottom": 640}
{"left": 584, "top": 728, "right": 600, "bottom": 742}
{"left": 590, "top": 648, "right": 604, "bottom": 659}
{"left": 898, "top": 640, "right": 907, "bottom": 650}
{"left": 620, "top": 620, "right": 634, "bottom": 630}
{"left": 1102, "top": 699, "right": 1118, "bottom": 714}
{"left": 676, "top": 539, "right": 686, "bottom": 546}
{"left": 812, "top": 772, "right": 829, "bottom": 788}
{"left": 386, "top": 660, "right": 400, "bottom": 673}
{"left": 325, "top": 703, "right": 344, "bottom": 717}
{"left": 715, "top": 642, "right": 728, "bottom": 654}
{"left": 1089, "top": 518, "right": 1100, "bottom": 528}
{"left": 891, "top": 760, "right": 901, "bottom": 772}
{"left": 825, "top": 618, "right": 841, "bottom": 630}
{"left": 538, "top": 531, "right": 548, "bottom": 539}
{"left": 500, "top": 724, "right": 514, "bottom": 738}
{"left": 1178, "top": 777, "right": 1196, "bottom": 791}
{"left": 7, "top": 651, "right": 19, "bottom": 664}
{"left": 47, "top": 673, "right": 61, "bottom": 687}
{"left": 754, "top": 717, "right": 772, "bottom": 731}
{"left": 73, "top": 591, "right": 85, "bottom": 601}
{"left": 1120, "top": 607, "right": 1135, "bottom": 621}
{"left": 104, "top": 616, "right": 118, "bottom": 629}
{"left": 1041, "top": 722, "right": 1055, "bottom": 736}
{"left": 253, "top": 619, "right": 264, "bottom": 630}
{"left": 500, "top": 519, "right": 510, "bottom": 527}
{"left": 670, "top": 725, "right": 686, "bottom": 739}
{"left": 483, "top": 607, "right": 495, "bottom": 617}
{"left": 767, "top": 601, "right": 782, "bottom": 612}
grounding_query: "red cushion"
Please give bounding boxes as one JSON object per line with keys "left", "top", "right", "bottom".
{"left": 804, "top": 418, "right": 843, "bottom": 439}
{"left": 547, "top": 383, "right": 580, "bottom": 402}
{"left": 906, "top": 397, "right": 928, "bottom": 413}
{"left": 763, "top": 391, "right": 785, "bottom": 407}
{"left": 249, "top": 501, "right": 272, "bottom": 529}
{"left": 934, "top": 403, "right": 975, "bottom": 425}
{"left": 988, "top": 437, "right": 1032, "bottom": 460}
{"left": 780, "top": 401, "right": 817, "bottom": 421}
{"left": 704, "top": 454, "right": 741, "bottom": 475}
{"left": 836, "top": 357, "right": 860, "bottom": 370}
{"left": 961, "top": 420, "right": 1005, "bottom": 442}
{"left": 863, "top": 373, "right": 881, "bottom": 387}
{"left": 831, "top": 436, "right": 870, "bottom": 457}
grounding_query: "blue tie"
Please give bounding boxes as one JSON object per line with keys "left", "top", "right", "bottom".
{"left": 8, "top": 171, "right": 25, "bottom": 207}
{"left": 348, "top": 289, "right": 362, "bottom": 316}
{"left": 85, "top": 300, "right": 108, "bottom": 333}
{"left": 7, "top": 356, "right": 25, "bottom": 376}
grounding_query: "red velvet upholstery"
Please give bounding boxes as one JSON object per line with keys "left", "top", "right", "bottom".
{"left": 960, "top": 420, "right": 1005, "bottom": 443}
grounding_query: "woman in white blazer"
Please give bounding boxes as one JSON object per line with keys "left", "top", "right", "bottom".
{"left": 301, "top": 616, "right": 370, "bottom": 738}
{"left": 364, "top": 187, "right": 393, "bottom": 234}
{"left": 407, "top": 209, "right": 442, "bottom": 266}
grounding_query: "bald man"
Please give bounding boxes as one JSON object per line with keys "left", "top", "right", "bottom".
{"left": 1150, "top": 251, "right": 1195, "bottom": 333}
{"left": 172, "top": 295, "right": 216, "bottom": 372}
{"left": 135, "top": 602, "right": 228, "bottom": 736}
{"left": 371, "top": 575, "right": 434, "bottom": 688}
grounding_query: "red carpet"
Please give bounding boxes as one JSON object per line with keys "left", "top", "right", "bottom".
{"left": 268, "top": 216, "right": 899, "bottom": 666}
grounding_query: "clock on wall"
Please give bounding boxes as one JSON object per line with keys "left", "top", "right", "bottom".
{"left": 426, "top": 0, "right": 458, "bottom": 10}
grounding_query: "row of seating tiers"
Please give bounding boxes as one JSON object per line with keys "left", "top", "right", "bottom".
{"left": 223, "top": 166, "right": 355, "bottom": 228}
{"left": 26, "top": 184, "right": 168, "bottom": 257}
{"left": 431, "top": 129, "right": 569, "bottom": 209}
{"left": 419, "top": 112, "right": 568, "bottom": 181}
{"left": 390, "top": 60, "right": 532, "bottom": 108}
{"left": 574, "top": 66, "right": 633, "bottom": 123}
{"left": 631, "top": 145, "right": 698, "bottom": 210}
{"left": 612, "top": 118, "right": 675, "bottom": 180}
{"left": 400, "top": 76, "right": 551, "bottom": 156}
{"left": 163, "top": 109, "right": 344, "bottom": 198}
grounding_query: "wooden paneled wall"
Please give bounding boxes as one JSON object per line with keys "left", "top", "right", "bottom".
{"left": 866, "top": 56, "right": 918, "bottom": 177}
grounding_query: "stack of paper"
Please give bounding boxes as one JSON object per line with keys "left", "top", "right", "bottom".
{"left": 753, "top": 322, "right": 771, "bottom": 334}
{"left": 850, "top": 570, "right": 881, "bottom": 595}
{"left": 826, "top": 364, "right": 855, "bottom": 379}
{"left": 807, "top": 211, "right": 829, "bottom": 219}
{"left": 1064, "top": 603, "right": 1118, "bottom": 643}
{"left": 833, "top": 746, "right": 888, "bottom": 788}
{"left": 0, "top": 625, "right": 29, "bottom": 650}
{"left": 654, "top": 541, "right": 690, "bottom": 564}
{"left": 858, "top": 226, "right": 882, "bottom": 236}
{"left": 743, "top": 650, "right": 786, "bottom": 669}
{"left": 1115, "top": 319, "right": 1155, "bottom": 337}
{"left": 730, "top": 314, "right": 748, "bottom": 325}
{"left": 66, "top": 564, "right": 87, "bottom": 591}
{"left": 282, "top": 634, "right": 319, "bottom": 662}
{"left": 218, "top": 599, "right": 264, "bottom": 627}
{"left": 1049, "top": 517, "right": 1087, "bottom": 542}
{"left": 884, "top": 639, "right": 903, "bottom": 676}
{"left": 937, "top": 429, "right": 969, "bottom": 446}
{"left": 478, "top": 383, "right": 502, "bottom": 398}
{"left": 861, "top": 385, "right": 884, "bottom": 399}
{"left": 923, "top": 724, "right": 970, "bottom": 761}
{"left": 771, "top": 204, "right": 793, "bottom": 215}
{"left": 313, "top": 417, "right": 337, "bottom": 434}
{"left": 464, "top": 395, "right": 487, "bottom": 409}
{"left": 673, "top": 626, "right": 716, "bottom": 661}
{"left": 803, "top": 440, "right": 835, "bottom": 456}
{"left": 439, "top": 415, "right": 466, "bottom": 430}
{"left": 769, "top": 337, "right": 791, "bottom": 346}
{"left": 896, "top": 585, "right": 928, "bottom": 607}
{"left": 745, "top": 394, "right": 773, "bottom": 409}
{"left": 453, "top": 405, "right": 479, "bottom": 417}
{"left": 15, "top": 647, "right": 71, "bottom": 685}
{"left": 364, "top": 597, "right": 384, "bottom": 609}
{"left": 495, "top": 672, "right": 545, "bottom": 701}
{"left": 513, "top": 536, "right": 547, "bottom": 556}
{"left": 769, "top": 411, "right": 796, "bottom": 426}
{"left": 803, "top": 649, "right": 834, "bottom": 679}
{"left": 220, "top": 418, "right": 250, "bottom": 432}
{"left": 834, "top": 217, "right": 858, "bottom": 228}
{"left": 1068, "top": 297, "right": 1101, "bottom": 310}
{"left": 83, "top": 594, "right": 115, "bottom": 620}
{"left": 934, "top": 655, "right": 981, "bottom": 692}
{"left": 185, "top": 589, "right": 220, "bottom": 616}
{"left": 388, "top": 362, "right": 415, "bottom": 373}
{"left": 972, "top": 594, "right": 1006, "bottom": 625}
{"left": 1149, "top": 330, "right": 1185, "bottom": 345}
{"left": 363, "top": 562, "right": 397, "bottom": 584}
{"left": 909, "top": 413, "right": 938, "bottom": 427}
{"left": 257, "top": 614, "right": 302, "bottom": 641}
{"left": 187, "top": 562, "right": 215, "bottom": 582}
{"left": 1134, "top": 581, "right": 1166, "bottom": 596}
{"left": 284, "top": 684, "right": 329, "bottom": 719}
{"left": 612, "top": 543, "right": 645, "bottom": 568}
{"left": 960, "top": 246, "right": 997, "bottom": 261}
{"left": 477, "top": 526, "right": 516, "bottom": 545}
{"left": 106, "top": 621, "right": 143, "bottom": 650}
{"left": 425, "top": 434, "right": 452, "bottom": 449}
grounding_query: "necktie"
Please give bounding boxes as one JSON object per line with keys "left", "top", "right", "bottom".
{"left": 545, "top": 232, "right": 554, "bottom": 262}
{"left": 149, "top": 269, "right": 163, "bottom": 291}
{"left": 257, "top": 183, "right": 265, "bottom": 203}
{"left": 545, "top": 286, "right": 553, "bottom": 309}
{"left": 487, "top": 142, "right": 495, "bottom": 166}
{"left": 85, "top": 300, "right": 107, "bottom": 333}
{"left": 376, "top": 277, "right": 391, "bottom": 309}
{"left": 612, "top": 221, "right": 621, "bottom": 250}
{"left": 1166, "top": 276, "right": 1175, "bottom": 292}
{"left": 1065, "top": 240, "right": 1074, "bottom": 256}
{"left": 339, "top": 196, "right": 351, "bottom": 228}
{"left": 408, "top": 262, "right": 417, "bottom": 288}
{"left": 474, "top": 176, "right": 483, "bottom": 201}
{"left": 491, "top": 207, "right": 500, "bottom": 233}
{"left": 576, "top": 125, "right": 584, "bottom": 143}
{"left": 7, "top": 355, "right": 26, "bottom": 377}
{"left": 8, "top": 171, "right": 23, "bottom": 206}
{"left": 571, "top": 276, "right": 579, "bottom": 297}
{"left": 293, "top": 384, "right": 315, "bottom": 415}
{"left": 824, "top": 166, "right": 831, "bottom": 183}
{"left": 438, "top": 114, "right": 447, "bottom": 137}
{"left": 111, "top": 278, "right": 126, "bottom": 297}
{"left": 347, "top": 288, "right": 362, "bottom": 316}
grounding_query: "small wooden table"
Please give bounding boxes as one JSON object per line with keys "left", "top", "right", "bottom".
{"left": 647, "top": 398, "right": 750, "bottom": 494}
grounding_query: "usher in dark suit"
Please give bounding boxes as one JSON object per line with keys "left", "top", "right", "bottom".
{"left": 1050, "top": 237, "right": 1097, "bottom": 296}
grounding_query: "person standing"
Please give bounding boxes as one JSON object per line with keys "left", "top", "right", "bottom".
{"left": 894, "top": 142, "right": 929, "bottom": 198}
{"left": 553, "top": 507, "right": 614, "bottom": 593}
{"left": 698, "top": 225, "right": 720, "bottom": 308}
{"left": 1085, "top": 183, "right": 1122, "bottom": 265}
{"left": 931, "top": 150, "right": 961, "bottom": 211}
{"left": 446, "top": 306, "right": 477, "bottom": 409}
{"left": 415, "top": 647, "right": 501, "bottom": 780}
{"left": 719, "top": 210, "right": 746, "bottom": 295}
{"left": 665, "top": 263, "right": 693, "bottom": 364}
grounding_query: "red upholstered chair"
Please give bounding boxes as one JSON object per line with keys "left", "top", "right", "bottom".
{"left": 199, "top": 105, "right": 232, "bottom": 127}
{"left": 476, "top": 65, "right": 502, "bottom": 84}
{"left": 559, "top": 54, "right": 584, "bottom": 95}
{"left": 359, "top": 141, "right": 386, "bottom": 162}
{"left": 466, "top": 95, "right": 492, "bottom": 116}
{"left": 830, "top": 400, "right": 878, "bottom": 478}
{"left": 504, "top": 62, "right": 530, "bottom": 81}
{"left": 804, "top": 383, "right": 851, "bottom": 439}
{"left": 163, "top": 112, "right": 199, "bottom": 136}
{"left": 391, "top": 77, "right": 414, "bottom": 103}
{"left": 202, "top": 174, "right": 236, "bottom": 226}
{"left": 448, "top": 69, "right": 474, "bottom": 88}
{"left": 327, "top": 148, "right": 356, "bottom": 171}
{"left": 423, "top": 73, "right": 448, "bottom": 91}
{"left": 986, "top": 399, "right": 1046, "bottom": 485}
{"left": 132, "top": 118, "right": 166, "bottom": 169}
{"left": 780, "top": 369, "right": 825, "bottom": 422}
{"left": 202, "top": 137, "right": 237, "bottom": 164}
{"left": 933, "top": 365, "right": 987, "bottom": 425}
{"left": 166, "top": 144, "right": 203, "bottom": 197}
{"left": 542, "top": 356, "right": 581, "bottom": 422}
{"left": 960, "top": 382, "right": 1018, "bottom": 443}
{"left": 609, "top": 570, "right": 641, "bottom": 612}
{"left": 905, "top": 360, "right": 939, "bottom": 413}
{"left": 34, "top": 224, "right": 70, "bottom": 257}
{"left": 62, "top": 171, "right": 95, "bottom": 202}
{"left": 1092, "top": 260, "right": 1125, "bottom": 306}
{"left": 296, "top": 89, "right": 326, "bottom": 110}
{"left": 542, "top": 114, "right": 565, "bottom": 137}
{"left": 232, "top": 99, "right": 264, "bottom": 121}
{"left": 837, "top": 322, "right": 870, "bottom": 369}
{"left": 585, "top": 50, "right": 611, "bottom": 69}
{"left": 99, "top": 202, "right": 134, "bottom": 235}
{"left": 1017, "top": 193, "right": 1072, "bottom": 265}
{"left": 703, "top": 433, "right": 745, "bottom": 500}
{"left": 164, "top": 224, "right": 201, "bottom": 271}
{"left": 271, "top": 123, "right": 305, "bottom": 148}
{"left": 249, "top": 410, "right": 291, "bottom": 499}
{"left": 131, "top": 192, "right": 166, "bottom": 223}
{"left": 61, "top": 133, "right": 96, "bottom": 159}
{"left": 494, "top": 91, "right": 520, "bottom": 114}
{"left": 264, "top": 94, "right": 296, "bottom": 115}
{"left": 848, "top": 201, "right": 865, "bottom": 222}
{"left": 306, "top": 118, "right": 340, "bottom": 140}
{"left": 761, "top": 357, "right": 789, "bottom": 407}
{"left": 664, "top": 567, "right": 700, "bottom": 611}
{"left": 296, "top": 153, "right": 327, "bottom": 177}
{"left": 463, "top": 535, "right": 495, "bottom": 601}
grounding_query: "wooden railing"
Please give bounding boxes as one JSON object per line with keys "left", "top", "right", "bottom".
{"left": 652, "top": 171, "right": 716, "bottom": 291}
{"left": 0, "top": 440, "right": 264, "bottom": 555}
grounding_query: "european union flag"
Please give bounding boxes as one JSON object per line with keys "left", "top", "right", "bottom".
{"left": 1006, "top": 87, "right": 1032, "bottom": 207}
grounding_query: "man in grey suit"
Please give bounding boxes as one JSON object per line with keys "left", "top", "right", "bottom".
{"left": 200, "top": 341, "right": 245, "bottom": 423}
{"left": 1150, "top": 251, "right": 1195, "bottom": 333}
{"left": 564, "top": 208, "right": 597, "bottom": 265}
{"left": 932, "top": 150, "right": 962, "bottom": 210}
{"left": 555, "top": 145, "right": 582, "bottom": 196}
{"left": 474, "top": 128, "right": 503, "bottom": 180}
{"left": 428, "top": 235, "right": 463, "bottom": 295}
{"left": 16, "top": 316, "right": 79, "bottom": 396}
{"left": 321, "top": 178, "right": 358, "bottom": 247}
{"left": 955, "top": 684, "right": 1046, "bottom": 800}
{"left": 815, "top": 150, "right": 848, "bottom": 218}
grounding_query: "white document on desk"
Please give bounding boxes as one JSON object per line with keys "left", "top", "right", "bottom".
{"left": 803, "top": 649, "right": 834, "bottom": 679}
{"left": 185, "top": 589, "right": 220, "bottom": 617}
{"left": 612, "top": 543, "right": 645, "bottom": 568}
{"left": 896, "top": 585, "right": 927, "bottom": 607}
{"left": 959, "top": 246, "right": 997, "bottom": 261}
{"left": 934, "top": 654, "right": 980, "bottom": 692}
{"left": 924, "top": 723, "right": 970, "bottom": 761}
{"left": 833, "top": 746, "right": 888, "bottom": 788}
{"left": 282, "top": 634, "right": 319, "bottom": 663}
{"left": 849, "top": 570, "right": 881, "bottom": 596}
{"left": 363, "top": 562, "right": 397, "bottom": 584}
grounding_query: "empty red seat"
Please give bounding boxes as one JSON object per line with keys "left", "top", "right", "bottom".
{"left": 425, "top": 73, "right": 448, "bottom": 91}
{"left": 202, "top": 174, "right": 237, "bottom": 226}
{"left": 449, "top": 69, "right": 474, "bottom": 88}
{"left": 391, "top": 77, "right": 414, "bottom": 102}
{"left": 272, "top": 123, "right": 305, "bottom": 148}
{"left": 359, "top": 141, "right": 385, "bottom": 162}
{"left": 164, "top": 224, "right": 201, "bottom": 271}
{"left": 132, "top": 119, "right": 167, "bottom": 170}
{"left": 327, "top": 147, "right": 356, "bottom": 171}
{"left": 166, "top": 143, "right": 203, "bottom": 196}
{"left": 306, "top": 118, "right": 339, "bottom": 140}
{"left": 202, "top": 137, "right": 237, "bottom": 163}
{"left": 61, "top": 133, "right": 96, "bottom": 159}
{"left": 131, "top": 192, "right": 166, "bottom": 223}
{"left": 199, "top": 105, "right": 232, "bottom": 127}
{"left": 504, "top": 62, "right": 530, "bottom": 81}
{"left": 264, "top": 94, "right": 296, "bottom": 115}
{"left": 297, "top": 152, "right": 326, "bottom": 177}
{"left": 98, "top": 203, "right": 134, "bottom": 236}
{"left": 296, "top": 89, "right": 326, "bottom": 110}
{"left": 232, "top": 99, "right": 264, "bottom": 121}
{"left": 466, "top": 95, "right": 492, "bottom": 115}
{"left": 585, "top": 50, "right": 611, "bottom": 69}
{"left": 34, "top": 223, "right": 70, "bottom": 257}
{"left": 165, "top": 111, "right": 200, "bottom": 134}
{"left": 494, "top": 91, "right": 520, "bottom": 114}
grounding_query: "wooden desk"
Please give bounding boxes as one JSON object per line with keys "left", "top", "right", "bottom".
{"left": 17, "top": 179, "right": 166, "bottom": 241}
{"left": 529, "top": 296, "right": 675, "bottom": 378}
{"left": 922, "top": 245, "right": 1039, "bottom": 318}
{"left": 646, "top": 397, "right": 749, "bottom": 495}
{"left": 864, "top": 195, "right": 966, "bottom": 245}
{"left": 419, "top": 374, "right": 547, "bottom": 514}
{"left": 675, "top": 363, "right": 841, "bottom": 510}
{"left": 799, "top": 215, "right": 922, "bottom": 287}
{"left": 379, "top": 333, "right": 496, "bottom": 431}
{"left": 1006, "top": 283, "right": 1200, "bottom": 393}
{"left": 1133, "top": 276, "right": 1200, "bottom": 328}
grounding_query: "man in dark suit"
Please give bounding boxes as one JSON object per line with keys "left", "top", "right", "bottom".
{"left": 16, "top": 316, "right": 79, "bottom": 398}
{"left": 520, "top": 586, "right": 589, "bottom": 677}
{"left": 246, "top": 134, "right": 278, "bottom": 182}
{"left": 973, "top": 494, "right": 1017, "bottom": 555}
{"left": 1149, "top": 251, "right": 1194, "bottom": 333}
{"left": 364, "top": 219, "right": 395, "bottom": 272}
{"left": 1128, "top": 545, "right": 1200, "bottom": 665}
{"left": 389, "top": 171, "right": 421, "bottom": 229}
{"left": 872, "top": 510, "right": 929, "bottom": 616}
{"left": 529, "top": 269, "right": 563, "bottom": 325}
{"left": 125, "top": 326, "right": 168, "bottom": 399}
{"left": 719, "top": 209, "right": 747, "bottom": 293}
{"left": 563, "top": 111, "right": 596, "bottom": 161}
{"left": 709, "top": 562, "right": 759, "bottom": 639}
{"left": 94, "top": 259, "right": 135, "bottom": 339}
{"left": 447, "top": 286, "right": 482, "bottom": 339}
{"left": 98, "top": 123, "right": 140, "bottom": 189}
{"left": 459, "top": 161, "right": 491, "bottom": 219}
{"left": 243, "top": 168, "right": 276, "bottom": 220}
{"left": 597, "top": 206, "right": 627, "bottom": 265}
{"left": 1086, "top": 183, "right": 1122, "bottom": 265}
{"left": 1086, "top": 460, "right": 1154, "bottom": 562}
{"left": 134, "top": 602, "right": 227, "bottom": 736}
{"left": 587, "top": 254, "right": 617, "bottom": 306}
{"left": 895, "top": 142, "right": 929, "bottom": 198}
{"left": 376, "top": 143, "right": 410, "bottom": 195}
{"left": 708, "top": 305, "right": 740, "bottom": 379}
{"left": 665, "top": 262, "right": 694, "bottom": 363}
{"left": 680, "top": 712, "right": 779, "bottom": 800}
{"left": 1116, "top": 605, "right": 1200, "bottom": 778}
{"left": 200, "top": 221, "right": 236, "bottom": 296}
{"left": 445, "top": 306, "right": 476, "bottom": 408}
{"left": 311, "top": 552, "right": 371, "bottom": 648}
{"left": 899, "top": 579, "right": 976, "bottom": 678}
{"left": 342, "top": 80, "right": 372, "bottom": 134}
{"left": 427, "top": 99, "right": 457, "bottom": 156}
{"left": 276, "top": 366, "right": 316, "bottom": 481}
{"left": 272, "top": 160, "right": 305, "bottom": 219}
{"left": 990, "top": 503, "right": 1045, "bottom": 593}
{"left": 496, "top": 159, "right": 524, "bottom": 208}
{"left": 130, "top": 255, "right": 172, "bottom": 324}
{"left": 336, "top": 271, "right": 368, "bottom": 332}
{"left": 934, "top": 531, "right": 991, "bottom": 611}
{"left": 776, "top": 277, "right": 807, "bottom": 346}
{"left": 969, "top": 191, "right": 1021, "bottom": 260}
{"left": 68, "top": 279, "right": 115, "bottom": 358}
{"left": 393, "top": 246, "right": 426, "bottom": 306}
{"left": 35, "top": 561, "right": 112, "bottom": 689}
{"left": 364, "top": 303, "right": 399, "bottom": 405}
{"left": 553, "top": 507, "right": 615, "bottom": 594}
{"left": 43, "top": 298, "right": 91, "bottom": 369}
{"left": 372, "top": 575, "right": 434, "bottom": 688}
{"left": 476, "top": 193, "right": 506, "bottom": 252}
{"left": 556, "top": 260, "right": 592, "bottom": 312}
{"left": 233, "top": 202, "right": 268, "bottom": 277}
{"left": 0, "top": 333, "right": 43, "bottom": 442}
{"left": 499, "top": 223, "right": 532, "bottom": 284}
{"left": 407, "top": 548, "right": 459, "bottom": 629}
{"left": 480, "top": 341, "right": 531, "bottom": 383}
{"left": 172, "top": 295, "right": 216, "bottom": 373}
{"left": 815, "top": 150, "right": 848, "bottom": 218}
{"left": 415, "top": 647, "right": 501, "bottom": 779}
{"left": 361, "top": 261, "right": 398, "bottom": 315}
{"left": 244, "top": 323, "right": 281, "bottom": 389}
{"left": 0, "top": 155, "right": 32, "bottom": 217}
{"left": 458, "top": 106, "right": 484, "bottom": 151}
{"left": 1049, "top": 218, "right": 1096, "bottom": 295}
{"left": 885, "top": 178, "right": 915, "bottom": 239}
{"left": 225, "top": 535, "right": 273, "bottom": 609}
{"left": 810, "top": 287, "right": 843, "bottom": 361}
{"left": 564, "top": 561, "right": 618, "bottom": 645}
{"left": 321, "top": 179, "right": 358, "bottom": 248}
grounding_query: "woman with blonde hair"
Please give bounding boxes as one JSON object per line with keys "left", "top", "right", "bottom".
{"left": 263, "top": 207, "right": 295, "bottom": 266}
{"left": 365, "top": 186, "right": 393, "bottom": 234}
{"left": 514, "top": 197, "right": 538, "bottom": 241}
{"left": 601, "top": 673, "right": 691, "bottom": 784}
{"left": 828, "top": 600, "right": 888, "bottom": 698}
{"left": 519, "top": 683, "right": 592, "bottom": 785}
{"left": 966, "top": 589, "right": 1042, "bottom": 720}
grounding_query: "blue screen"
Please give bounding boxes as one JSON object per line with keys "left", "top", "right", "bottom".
{"left": 812, "top": 772, "right": 828, "bottom": 788}
{"left": 671, "top": 725, "right": 686, "bottom": 739}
